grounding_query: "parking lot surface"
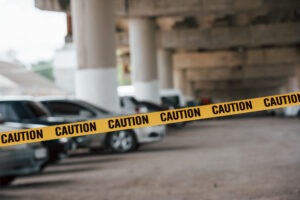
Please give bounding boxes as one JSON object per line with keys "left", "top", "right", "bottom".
{"left": 1, "top": 117, "right": 300, "bottom": 200}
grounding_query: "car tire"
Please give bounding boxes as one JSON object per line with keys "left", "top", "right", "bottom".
{"left": 106, "top": 130, "right": 137, "bottom": 153}
{"left": 168, "top": 122, "right": 186, "bottom": 129}
{"left": 0, "top": 176, "right": 15, "bottom": 186}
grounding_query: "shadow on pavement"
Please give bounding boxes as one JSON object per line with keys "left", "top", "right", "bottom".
{"left": 136, "top": 145, "right": 197, "bottom": 154}
{"left": 1, "top": 179, "right": 73, "bottom": 190}
{"left": 69, "top": 150, "right": 110, "bottom": 158}
{"left": 57, "top": 157, "right": 121, "bottom": 166}
{"left": 39, "top": 167, "right": 99, "bottom": 176}
{"left": 0, "top": 194, "right": 20, "bottom": 200}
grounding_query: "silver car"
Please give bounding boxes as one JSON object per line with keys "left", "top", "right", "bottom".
{"left": 0, "top": 124, "right": 48, "bottom": 186}
{"left": 39, "top": 98, "right": 166, "bottom": 153}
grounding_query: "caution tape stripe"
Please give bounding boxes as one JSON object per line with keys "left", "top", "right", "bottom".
{"left": 0, "top": 92, "right": 300, "bottom": 147}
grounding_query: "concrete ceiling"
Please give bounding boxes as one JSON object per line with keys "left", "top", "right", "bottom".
{"left": 35, "top": 0, "right": 300, "bottom": 99}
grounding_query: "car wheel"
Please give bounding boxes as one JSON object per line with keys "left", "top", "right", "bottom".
{"left": 107, "top": 130, "right": 137, "bottom": 153}
{"left": 0, "top": 176, "right": 15, "bottom": 186}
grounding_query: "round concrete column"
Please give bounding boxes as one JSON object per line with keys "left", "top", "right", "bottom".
{"left": 279, "top": 76, "right": 299, "bottom": 93}
{"left": 174, "top": 69, "right": 193, "bottom": 98}
{"left": 71, "top": 0, "right": 119, "bottom": 112}
{"left": 129, "top": 18, "right": 160, "bottom": 104}
{"left": 286, "top": 76, "right": 299, "bottom": 92}
{"left": 157, "top": 49, "right": 173, "bottom": 89}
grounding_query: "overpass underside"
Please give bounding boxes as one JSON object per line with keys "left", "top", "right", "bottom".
{"left": 35, "top": 0, "right": 300, "bottom": 107}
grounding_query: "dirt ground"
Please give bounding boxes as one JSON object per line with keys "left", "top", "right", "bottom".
{"left": 1, "top": 117, "right": 300, "bottom": 200}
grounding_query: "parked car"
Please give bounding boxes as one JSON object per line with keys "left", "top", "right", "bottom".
{"left": 38, "top": 97, "right": 166, "bottom": 153}
{"left": 283, "top": 106, "right": 300, "bottom": 117}
{"left": 0, "top": 119, "right": 48, "bottom": 186}
{"left": 118, "top": 85, "right": 186, "bottom": 108}
{"left": 160, "top": 88, "right": 186, "bottom": 108}
{"left": 265, "top": 108, "right": 285, "bottom": 117}
{"left": 120, "top": 96, "right": 187, "bottom": 129}
{"left": 0, "top": 97, "right": 70, "bottom": 163}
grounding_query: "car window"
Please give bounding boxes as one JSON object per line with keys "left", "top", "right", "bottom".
{"left": 78, "top": 101, "right": 109, "bottom": 114}
{"left": 45, "top": 101, "right": 96, "bottom": 117}
{"left": 23, "top": 101, "right": 49, "bottom": 118}
{"left": 0, "top": 102, "right": 19, "bottom": 121}
{"left": 161, "top": 96, "right": 180, "bottom": 108}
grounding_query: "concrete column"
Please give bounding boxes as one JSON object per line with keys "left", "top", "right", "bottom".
{"left": 129, "top": 18, "right": 160, "bottom": 104}
{"left": 286, "top": 76, "right": 299, "bottom": 92}
{"left": 157, "top": 49, "right": 173, "bottom": 89}
{"left": 279, "top": 76, "right": 298, "bottom": 94}
{"left": 71, "top": 0, "right": 119, "bottom": 112}
{"left": 174, "top": 69, "right": 193, "bottom": 98}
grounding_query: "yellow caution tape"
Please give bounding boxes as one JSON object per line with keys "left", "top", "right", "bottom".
{"left": 1, "top": 92, "right": 300, "bottom": 147}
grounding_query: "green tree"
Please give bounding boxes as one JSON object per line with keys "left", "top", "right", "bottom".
{"left": 31, "top": 60, "right": 54, "bottom": 81}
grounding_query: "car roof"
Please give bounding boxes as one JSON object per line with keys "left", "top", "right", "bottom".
{"left": 0, "top": 96, "right": 35, "bottom": 102}
{"left": 36, "top": 96, "right": 77, "bottom": 101}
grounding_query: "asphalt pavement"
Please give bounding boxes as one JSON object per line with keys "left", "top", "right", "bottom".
{"left": 1, "top": 117, "right": 300, "bottom": 200}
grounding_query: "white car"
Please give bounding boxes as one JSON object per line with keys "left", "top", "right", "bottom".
{"left": 118, "top": 85, "right": 186, "bottom": 108}
{"left": 39, "top": 98, "right": 166, "bottom": 153}
{"left": 118, "top": 86, "right": 187, "bottom": 128}
{"left": 266, "top": 106, "right": 300, "bottom": 117}
{"left": 283, "top": 106, "right": 300, "bottom": 117}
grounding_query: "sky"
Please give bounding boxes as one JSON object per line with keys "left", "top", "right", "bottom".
{"left": 0, "top": 0, "right": 66, "bottom": 65}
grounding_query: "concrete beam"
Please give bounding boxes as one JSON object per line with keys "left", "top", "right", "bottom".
{"left": 156, "top": 17, "right": 182, "bottom": 31}
{"left": 36, "top": 0, "right": 300, "bottom": 17}
{"left": 116, "top": 19, "right": 129, "bottom": 31}
{"left": 161, "top": 23, "right": 300, "bottom": 50}
{"left": 115, "top": 0, "right": 300, "bottom": 17}
{"left": 196, "top": 87, "right": 280, "bottom": 102}
{"left": 118, "top": 23, "right": 300, "bottom": 49}
{"left": 193, "top": 78, "right": 287, "bottom": 90}
{"left": 174, "top": 47, "right": 300, "bottom": 69}
{"left": 185, "top": 64, "right": 295, "bottom": 81}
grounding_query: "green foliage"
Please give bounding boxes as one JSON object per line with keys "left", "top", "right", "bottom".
{"left": 31, "top": 60, "right": 54, "bottom": 81}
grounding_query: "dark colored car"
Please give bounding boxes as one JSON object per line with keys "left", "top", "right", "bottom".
{"left": 0, "top": 117, "right": 48, "bottom": 186}
{"left": 0, "top": 98, "right": 70, "bottom": 163}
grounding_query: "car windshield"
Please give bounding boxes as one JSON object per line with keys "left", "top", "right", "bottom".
{"left": 25, "top": 101, "right": 49, "bottom": 118}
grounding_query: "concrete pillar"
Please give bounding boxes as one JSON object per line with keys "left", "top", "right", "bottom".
{"left": 286, "top": 76, "right": 299, "bottom": 92}
{"left": 129, "top": 18, "right": 160, "bottom": 104}
{"left": 157, "top": 49, "right": 173, "bottom": 89}
{"left": 71, "top": 0, "right": 119, "bottom": 112}
{"left": 174, "top": 69, "right": 193, "bottom": 98}
{"left": 279, "top": 76, "right": 298, "bottom": 94}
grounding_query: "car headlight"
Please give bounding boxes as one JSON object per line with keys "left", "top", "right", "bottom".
{"left": 59, "top": 138, "right": 68, "bottom": 143}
